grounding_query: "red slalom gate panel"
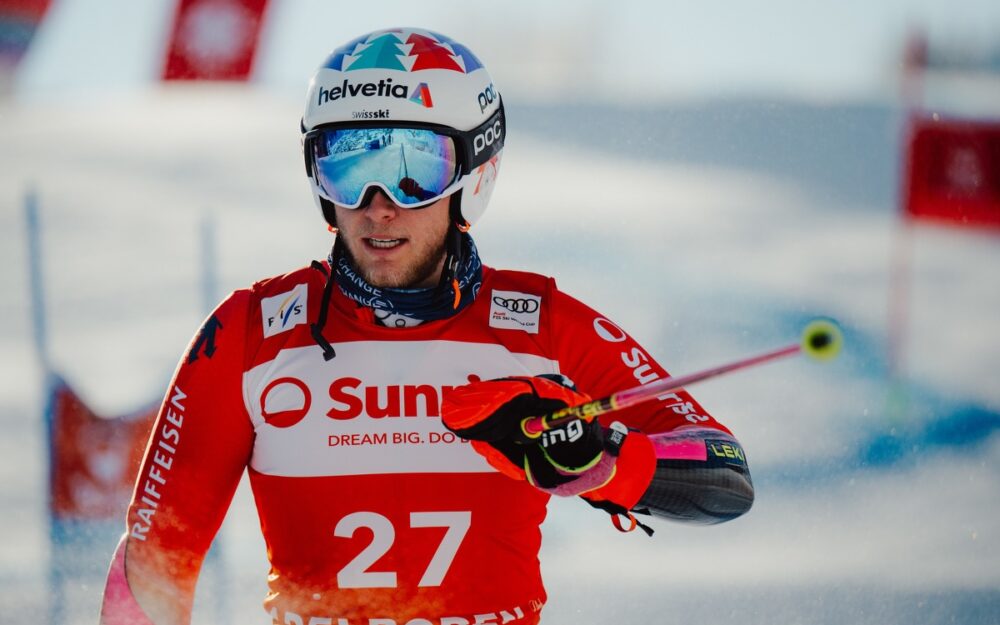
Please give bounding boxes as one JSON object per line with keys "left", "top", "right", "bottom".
{"left": 0, "top": 0, "right": 51, "bottom": 20}
{"left": 48, "top": 377, "right": 157, "bottom": 521}
{"left": 903, "top": 116, "right": 1000, "bottom": 231}
{"left": 162, "top": 0, "right": 270, "bottom": 81}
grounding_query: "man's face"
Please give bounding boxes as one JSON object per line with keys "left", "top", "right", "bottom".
{"left": 333, "top": 191, "right": 451, "bottom": 289}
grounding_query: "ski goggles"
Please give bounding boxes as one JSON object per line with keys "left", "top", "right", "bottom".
{"left": 304, "top": 104, "right": 504, "bottom": 209}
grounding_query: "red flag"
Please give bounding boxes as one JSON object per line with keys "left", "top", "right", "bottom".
{"left": 48, "top": 377, "right": 157, "bottom": 521}
{"left": 162, "top": 0, "right": 270, "bottom": 81}
{"left": 903, "top": 116, "right": 1000, "bottom": 230}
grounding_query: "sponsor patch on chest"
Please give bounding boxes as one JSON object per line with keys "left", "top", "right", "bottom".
{"left": 245, "top": 341, "right": 560, "bottom": 477}
{"left": 261, "top": 284, "right": 308, "bottom": 338}
{"left": 489, "top": 290, "right": 541, "bottom": 334}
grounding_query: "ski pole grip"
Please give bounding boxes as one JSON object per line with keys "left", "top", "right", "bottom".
{"left": 518, "top": 396, "right": 617, "bottom": 442}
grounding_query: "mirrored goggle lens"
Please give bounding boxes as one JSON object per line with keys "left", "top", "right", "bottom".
{"left": 311, "top": 127, "right": 459, "bottom": 207}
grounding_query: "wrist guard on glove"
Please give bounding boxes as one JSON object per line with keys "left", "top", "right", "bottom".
{"left": 442, "top": 375, "right": 625, "bottom": 496}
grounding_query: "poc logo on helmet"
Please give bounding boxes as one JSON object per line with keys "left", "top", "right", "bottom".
{"left": 477, "top": 83, "right": 498, "bottom": 113}
{"left": 474, "top": 120, "right": 502, "bottom": 156}
{"left": 492, "top": 296, "right": 538, "bottom": 314}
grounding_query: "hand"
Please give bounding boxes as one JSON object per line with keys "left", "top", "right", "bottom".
{"left": 442, "top": 375, "right": 620, "bottom": 496}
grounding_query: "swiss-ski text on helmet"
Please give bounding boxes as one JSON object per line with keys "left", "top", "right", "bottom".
{"left": 351, "top": 109, "right": 391, "bottom": 119}
{"left": 318, "top": 79, "right": 410, "bottom": 106}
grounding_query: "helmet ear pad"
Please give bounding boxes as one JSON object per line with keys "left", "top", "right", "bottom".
{"left": 320, "top": 196, "right": 337, "bottom": 228}
{"left": 449, "top": 190, "right": 466, "bottom": 227}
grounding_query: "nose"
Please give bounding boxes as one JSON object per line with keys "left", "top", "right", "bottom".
{"left": 363, "top": 189, "right": 400, "bottom": 222}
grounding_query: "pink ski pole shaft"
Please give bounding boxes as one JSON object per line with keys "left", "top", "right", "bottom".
{"left": 518, "top": 318, "right": 842, "bottom": 442}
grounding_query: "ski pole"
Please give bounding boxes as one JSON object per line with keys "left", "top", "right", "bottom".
{"left": 518, "top": 318, "right": 843, "bottom": 441}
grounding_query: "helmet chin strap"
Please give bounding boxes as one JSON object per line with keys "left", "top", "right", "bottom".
{"left": 438, "top": 191, "right": 470, "bottom": 308}
{"left": 310, "top": 234, "right": 342, "bottom": 361}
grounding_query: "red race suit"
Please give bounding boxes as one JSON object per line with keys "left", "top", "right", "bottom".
{"left": 103, "top": 264, "right": 731, "bottom": 625}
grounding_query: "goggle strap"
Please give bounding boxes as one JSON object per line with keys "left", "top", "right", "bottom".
{"left": 464, "top": 102, "right": 505, "bottom": 172}
{"left": 310, "top": 242, "right": 339, "bottom": 362}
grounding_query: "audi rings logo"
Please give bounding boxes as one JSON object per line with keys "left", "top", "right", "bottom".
{"left": 489, "top": 289, "right": 542, "bottom": 334}
{"left": 492, "top": 296, "right": 539, "bottom": 314}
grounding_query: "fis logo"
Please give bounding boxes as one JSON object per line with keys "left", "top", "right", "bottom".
{"left": 261, "top": 285, "right": 308, "bottom": 338}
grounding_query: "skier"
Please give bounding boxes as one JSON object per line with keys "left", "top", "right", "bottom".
{"left": 100, "top": 28, "right": 753, "bottom": 625}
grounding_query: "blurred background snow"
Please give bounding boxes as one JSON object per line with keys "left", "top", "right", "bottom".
{"left": 1, "top": 0, "right": 999, "bottom": 623}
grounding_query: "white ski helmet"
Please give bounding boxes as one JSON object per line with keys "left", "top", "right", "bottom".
{"left": 302, "top": 27, "right": 504, "bottom": 228}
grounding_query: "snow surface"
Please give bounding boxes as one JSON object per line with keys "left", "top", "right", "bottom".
{"left": 1, "top": 86, "right": 998, "bottom": 623}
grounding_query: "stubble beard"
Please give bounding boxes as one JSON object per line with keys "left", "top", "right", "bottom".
{"left": 342, "top": 238, "right": 448, "bottom": 289}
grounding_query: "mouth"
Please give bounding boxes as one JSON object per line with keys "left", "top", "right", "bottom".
{"left": 364, "top": 237, "right": 406, "bottom": 250}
